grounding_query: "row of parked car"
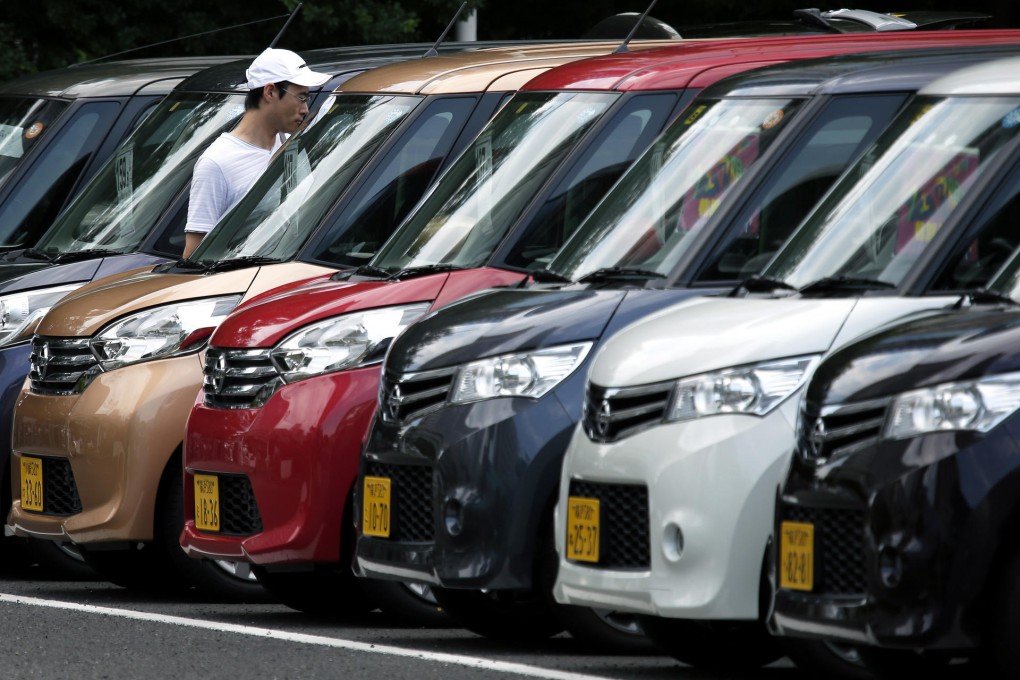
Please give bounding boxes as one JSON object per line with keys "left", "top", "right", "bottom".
{"left": 1, "top": 8, "right": 1018, "bottom": 677}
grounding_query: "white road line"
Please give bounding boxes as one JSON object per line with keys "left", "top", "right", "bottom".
{"left": 0, "top": 593, "right": 618, "bottom": 680}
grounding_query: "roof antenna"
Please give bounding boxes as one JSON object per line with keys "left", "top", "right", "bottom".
{"left": 269, "top": 3, "right": 303, "bottom": 48}
{"left": 424, "top": 2, "right": 468, "bottom": 58}
{"left": 615, "top": 0, "right": 660, "bottom": 54}
{"left": 72, "top": 6, "right": 302, "bottom": 67}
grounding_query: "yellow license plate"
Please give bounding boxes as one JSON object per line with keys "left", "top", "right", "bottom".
{"left": 363, "top": 476, "right": 391, "bottom": 538}
{"left": 566, "top": 496, "right": 600, "bottom": 563}
{"left": 20, "top": 456, "right": 43, "bottom": 512}
{"left": 194, "top": 474, "right": 220, "bottom": 532}
{"left": 779, "top": 520, "right": 814, "bottom": 591}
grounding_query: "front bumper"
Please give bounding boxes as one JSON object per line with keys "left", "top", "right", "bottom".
{"left": 770, "top": 423, "right": 1020, "bottom": 651}
{"left": 552, "top": 395, "right": 800, "bottom": 620}
{"left": 181, "top": 365, "right": 380, "bottom": 565}
{"left": 8, "top": 354, "right": 202, "bottom": 544}
{"left": 355, "top": 379, "right": 580, "bottom": 590}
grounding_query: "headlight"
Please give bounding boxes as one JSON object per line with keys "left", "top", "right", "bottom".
{"left": 884, "top": 372, "right": 1020, "bottom": 439}
{"left": 450, "top": 342, "right": 593, "bottom": 403}
{"left": 666, "top": 355, "right": 818, "bottom": 422}
{"left": 0, "top": 284, "right": 84, "bottom": 346}
{"left": 91, "top": 295, "right": 241, "bottom": 370}
{"left": 270, "top": 303, "right": 431, "bottom": 382}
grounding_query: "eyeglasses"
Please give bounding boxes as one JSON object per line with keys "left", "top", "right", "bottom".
{"left": 279, "top": 88, "right": 311, "bottom": 105}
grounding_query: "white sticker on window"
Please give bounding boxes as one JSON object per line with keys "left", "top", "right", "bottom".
{"left": 0, "top": 124, "right": 24, "bottom": 158}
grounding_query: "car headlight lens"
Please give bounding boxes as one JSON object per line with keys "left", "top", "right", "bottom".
{"left": 666, "top": 355, "right": 818, "bottom": 422}
{"left": 0, "top": 283, "right": 85, "bottom": 346}
{"left": 884, "top": 372, "right": 1020, "bottom": 439}
{"left": 270, "top": 302, "right": 431, "bottom": 382}
{"left": 450, "top": 342, "right": 593, "bottom": 403}
{"left": 91, "top": 295, "right": 241, "bottom": 370}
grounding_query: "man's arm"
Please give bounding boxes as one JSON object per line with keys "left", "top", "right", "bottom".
{"left": 183, "top": 233, "right": 204, "bottom": 259}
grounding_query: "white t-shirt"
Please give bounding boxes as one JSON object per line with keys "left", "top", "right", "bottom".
{"left": 185, "top": 132, "right": 281, "bottom": 234}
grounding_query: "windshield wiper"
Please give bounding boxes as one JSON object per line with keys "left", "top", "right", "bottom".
{"left": 728, "top": 275, "right": 798, "bottom": 296}
{"left": 389, "top": 264, "right": 467, "bottom": 280}
{"left": 953, "top": 287, "right": 1020, "bottom": 308}
{"left": 205, "top": 255, "right": 284, "bottom": 273}
{"left": 350, "top": 264, "right": 396, "bottom": 280}
{"left": 529, "top": 267, "right": 571, "bottom": 283}
{"left": 576, "top": 267, "right": 666, "bottom": 284}
{"left": 51, "top": 249, "right": 124, "bottom": 264}
{"left": 798, "top": 276, "right": 897, "bottom": 295}
{"left": 2, "top": 247, "right": 54, "bottom": 263}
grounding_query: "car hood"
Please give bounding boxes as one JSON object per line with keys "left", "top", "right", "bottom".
{"left": 38, "top": 262, "right": 332, "bottom": 337}
{"left": 589, "top": 295, "right": 957, "bottom": 388}
{"left": 810, "top": 306, "right": 1020, "bottom": 406}
{"left": 388, "top": 287, "right": 628, "bottom": 374}
{"left": 0, "top": 253, "right": 169, "bottom": 296}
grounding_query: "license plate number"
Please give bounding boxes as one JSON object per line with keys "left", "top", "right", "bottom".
{"left": 194, "top": 474, "right": 220, "bottom": 532}
{"left": 363, "top": 476, "right": 391, "bottom": 538}
{"left": 566, "top": 496, "right": 600, "bottom": 563}
{"left": 780, "top": 520, "right": 814, "bottom": 591}
{"left": 21, "top": 456, "right": 43, "bottom": 512}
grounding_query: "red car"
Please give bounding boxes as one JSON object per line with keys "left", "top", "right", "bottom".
{"left": 181, "top": 30, "right": 1020, "bottom": 635}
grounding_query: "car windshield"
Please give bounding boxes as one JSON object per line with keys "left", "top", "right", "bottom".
{"left": 369, "top": 91, "right": 617, "bottom": 271}
{"left": 764, "top": 95, "right": 1020, "bottom": 289}
{"left": 191, "top": 94, "right": 420, "bottom": 265}
{"left": 32, "top": 93, "right": 244, "bottom": 256}
{"left": 0, "top": 96, "right": 68, "bottom": 187}
{"left": 546, "top": 97, "right": 804, "bottom": 281}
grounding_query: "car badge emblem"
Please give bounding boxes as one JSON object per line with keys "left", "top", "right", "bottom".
{"left": 386, "top": 384, "right": 402, "bottom": 421}
{"left": 809, "top": 418, "right": 826, "bottom": 458}
{"left": 37, "top": 342, "right": 50, "bottom": 371}
{"left": 596, "top": 399, "right": 612, "bottom": 438}
{"left": 212, "top": 353, "right": 228, "bottom": 394}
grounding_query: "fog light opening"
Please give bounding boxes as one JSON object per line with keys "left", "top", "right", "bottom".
{"left": 878, "top": 546, "right": 902, "bottom": 588}
{"left": 662, "top": 522, "right": 684, "bottom": 562}
{"left": 443, "top": 498, "right": 464, "bottom": 536}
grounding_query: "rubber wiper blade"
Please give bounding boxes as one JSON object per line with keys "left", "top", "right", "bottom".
{"left": 389, "top": 264, "right": 466, "bottom": 280}
{"left": 576, "top": 267, "right": 666, "bottom": 283}
{"left": 3, "top": 247, "right": 54, "bottom": 263}
{"left": 529, "top": 267, "right": 571, "bottom": 283}
{"left": 351, "top": 264, "right": 395, "bottom": 279}
{"left": 51, "top": 249, "right": 124, "bottom": 264}
{"left": 953, "top": 287, "right": 1020, "bottom": 308}
{"left": 798, "top": 276, "right": 896, "bottom": 295}
{"left": 728, "top": 275, "right": 798, "bottom": 296}
{"left": 205, "top": 256, "right": 284, "bottom": 273}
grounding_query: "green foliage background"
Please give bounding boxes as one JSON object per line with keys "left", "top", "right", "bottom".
{"left": 0, "top": 0, "right": 1016, "bottom": 83}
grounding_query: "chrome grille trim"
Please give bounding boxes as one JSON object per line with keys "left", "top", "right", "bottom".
{"left": 379, "top": 366, "right": 458, "bottom": 424}
{"left": 583, "top": 380, "right": 675, "bottom": 443}
{"left": 29, "top": 337, "right": 101, "bottom": 396}
{"left": 203, "top": 348, "right": 282, "bottom": 409}
{"left": 800, "top": 397, "right": 891, "bottom": 463}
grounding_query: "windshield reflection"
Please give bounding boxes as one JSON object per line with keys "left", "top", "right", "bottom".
{"left": 0, "top": 96, "right": 68, "bottom": 187}
{"left": 547, "top": 98, "right": 803, "bottom": 281}
{"left": 191, "top": 94, "right": 420, "bottom": 264}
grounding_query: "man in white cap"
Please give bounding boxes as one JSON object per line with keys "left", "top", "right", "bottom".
{"left": 182, "top": 48, "right": 330, "bottom": 257}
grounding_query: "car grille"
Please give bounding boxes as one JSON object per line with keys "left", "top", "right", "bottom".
{"left": 378, "top": 367, "right": 457, "bottom": 424}
{"left": 204, "top": 473, "right": 263, "bottom": 535}
{"left": 582, "top": 381, "right": 673, "bottom": 443}
{"left": 29, "top": 337, "right": 101, "bottom": 396}
{"left": 783, "top": 504, "right": 866, "bottom": 595}
{"left": 203, "top": 348, "right": 281, "bottom": 409}
{"left": 799, "top": 397, "right": 891, "bottom": 463}
{"left": 364, "top": 461, "right": 434, "bottom": 542}
{"left": 567, "top": 480, "right": 650, "bottom": 569}
{"left": 25, "top": 457, "right": 83, "bottom": 515}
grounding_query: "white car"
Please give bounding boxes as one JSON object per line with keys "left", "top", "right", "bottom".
{"left": 553, "top": 56, "right": 1020, "bottom": 671}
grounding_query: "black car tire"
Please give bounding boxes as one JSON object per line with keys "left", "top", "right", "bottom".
{"left": 252, "top": 564, "right": 374, "bottom": 616}
{"left": 78, "top": 541, "right": 184, "bottom": 592}
{"left": 26, "top": 540, "right": 97, "bottom": 580}
{"left": 553, "top": 605, "right": 656, "bottom": 654}
{"left": 431, "top": 586, "right": 566, "bottom": 640}
{"left": 358, "top": 578, "right": 450, "bottom": 627}
{"left": 637, "top": 614, "right": 784, "bottom": 669}
{"left": 781, "top": 638, "right": 873, "bottom": 679}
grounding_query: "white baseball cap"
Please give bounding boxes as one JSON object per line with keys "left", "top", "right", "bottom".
{"left": 245, "top": 48, "right": 330, "bottom": 90}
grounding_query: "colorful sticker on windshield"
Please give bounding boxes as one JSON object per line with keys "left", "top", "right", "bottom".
{"left": 762, "top": 109, "right": 784, "bottom": 130}
{"left": 911, "top": 103, "right": 934, "bottom": 125}
{"left": 24, "top": 122, "right": 44, "bottom": 139}
{"left": 1003, "top": 107, "right": 1020, "bottom": 129}
{"left": 683, "top": 105, "right": 707, "bottom": 126}
{"left": 897, "top": 152, "right": 979, "bottom": 252}
{"left": 677, "top": 134, "right": 760, "bottom": 233}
